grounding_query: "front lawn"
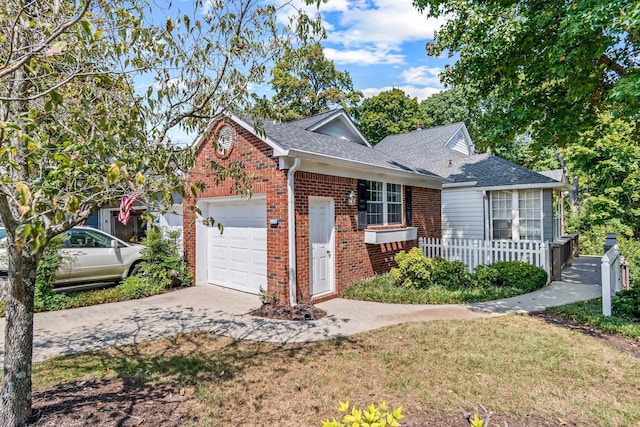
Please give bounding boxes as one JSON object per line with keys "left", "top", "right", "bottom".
{"left": 29, "top": 315, "right": 640, "bottom": 426}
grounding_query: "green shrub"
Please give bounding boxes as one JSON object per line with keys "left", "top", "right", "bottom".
{"left": 390, "top": 248, "right": 470, "bottom": 290}
{"left": 322, "top": 401, "right": 404, "bottom": 427}
{"left": 613, "top": 287, "right": 640, "bottom": 320}
{"left": 34, "top": 235, "right": 69, "bottom": 312}
{"left": 488, "top": 261, "right": 548, "bottom": 293}
{"left": 390, "top": 248, "right": 432, "bottom": 288}
{"left": 139, "top": 227, "right": 191, "bottom": 289}
{"left": 430, "top": 257, "right": 469, "bottom": 289}
{"left": 472, "top": 264, "right": 500, "bottom": 288}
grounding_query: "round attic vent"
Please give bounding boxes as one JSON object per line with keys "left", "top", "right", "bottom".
{"left": 216, "top": 125, "right": 233, "bottom": 155}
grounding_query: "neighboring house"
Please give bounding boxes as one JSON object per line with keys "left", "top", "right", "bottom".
{"left": 86, "top": 197, "right": 183, "bottom": 246}
{"left": 183, "top": 109, "right": 445, "bottom": 305}
{"left": 375, "top": 122, "right": 573, "bottom": 243}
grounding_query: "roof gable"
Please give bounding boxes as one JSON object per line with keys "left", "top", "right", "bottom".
{"left": 444, "top": 127, "right": 474, "bottom": 155}
{"left": 291, "top": 109, "right": 370, "bottom": 147}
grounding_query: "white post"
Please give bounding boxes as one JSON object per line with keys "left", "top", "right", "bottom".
{"left": 602, "top": 253, "right": 612, "bottom": 316}
{"left": 601, "top": 244, "right": 620, "bottom": 317}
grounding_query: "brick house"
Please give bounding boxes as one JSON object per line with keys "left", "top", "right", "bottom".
{"left": 183, "top": 109, "right": 444, "bottom": 306}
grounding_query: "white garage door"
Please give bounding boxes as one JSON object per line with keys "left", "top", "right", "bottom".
{"left": 206, "top": 198, "right": 267, "bottom": 294}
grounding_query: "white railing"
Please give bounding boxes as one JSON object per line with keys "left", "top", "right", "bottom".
{"left": 419, "top": 237, "right": 549, "bottom": 276}
{"left": 601, "top": 244, "right": 621, "bottom": 317}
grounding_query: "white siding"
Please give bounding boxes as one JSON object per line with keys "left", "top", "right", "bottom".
{"left": 444, "top": 129, "right": 471, "bottom": 155}
{"left": 442, "top": 188, "right": 485, "bottom": 240}
{"left": 315, "top": 120, "right": 365, "bottom": 144}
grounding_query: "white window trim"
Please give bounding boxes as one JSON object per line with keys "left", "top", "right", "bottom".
{"left": 366, "top": 181, "right": 403, "bottom": 226}
{"left": 489, "top": 189, "right": 544, "bottom": 241}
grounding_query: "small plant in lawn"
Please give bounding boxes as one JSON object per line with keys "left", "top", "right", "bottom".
{"left": 461, "top": 405, "right": 496, "bottom": 427}
{"left": 322, "top": 401, "right": 404, "bottom": 427}
{"left": 258, "top": 285, "right": 279, "bottom": 305}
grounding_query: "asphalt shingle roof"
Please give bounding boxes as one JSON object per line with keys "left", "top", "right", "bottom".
{"left": 375, "top": 123, "right": 561, "bottom": 187}
{"left": 243, "top": 112, "right": 443, "bottom": 180}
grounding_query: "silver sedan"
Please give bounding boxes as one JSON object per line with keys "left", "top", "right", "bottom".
{"left": 0, "top": 226, "right": 143, "bottom": 287}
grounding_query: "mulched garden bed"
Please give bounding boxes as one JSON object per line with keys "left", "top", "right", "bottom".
{"left": 249, "top": 302, "right": 327, "bottom": 321}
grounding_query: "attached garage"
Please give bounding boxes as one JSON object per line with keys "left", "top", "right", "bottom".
{"left": 201, "top": 196, "right": 267, "bottom": 295}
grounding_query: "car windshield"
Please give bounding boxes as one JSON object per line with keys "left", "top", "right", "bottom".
{"left": 0, "top": 228, "right": 6, "bottom": 240}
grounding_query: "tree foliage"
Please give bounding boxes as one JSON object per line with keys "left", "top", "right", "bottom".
{"left": 414, "top": 0, "right": 640, "bottom": 146}
{"left": 354, "top": 88, "right": 429, "bottom": 144}
{"left": 420, "top": 87, "right": 479, "bottom": 128}
{"left": 565, "top": 115, "right": 640, "bottom": 237}
{"left": 267, "top": 42, "right": 362, "bottom": 121}
{"left": 0, "top": 0, "right": 318, "bottom": 424}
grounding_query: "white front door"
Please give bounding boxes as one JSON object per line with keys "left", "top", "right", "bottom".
{"left": 309, "top": 197, "right": 334, "bottom": 297}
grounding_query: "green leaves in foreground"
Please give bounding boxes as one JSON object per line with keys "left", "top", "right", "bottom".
{"left": 322, "top": 402, "right": 404, "bottom": 427}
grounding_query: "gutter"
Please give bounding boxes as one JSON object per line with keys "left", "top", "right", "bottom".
{"left": 287, "top": 157, "right": 302, "bottom": 307}
{"left": 473, "top": 181, "right": 573, "bottom": 192}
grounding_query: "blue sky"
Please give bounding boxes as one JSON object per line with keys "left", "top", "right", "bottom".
{"left": 293, "top": 0, "right": 450, "bottom": 101}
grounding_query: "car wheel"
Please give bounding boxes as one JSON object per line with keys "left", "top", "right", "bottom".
{"left": 128, "top": 262, "right": 142, "bottom": 277}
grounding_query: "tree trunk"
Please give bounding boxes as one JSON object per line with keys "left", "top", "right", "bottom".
{"left": 1, "top": 252, "right": 39, "bottom": 426}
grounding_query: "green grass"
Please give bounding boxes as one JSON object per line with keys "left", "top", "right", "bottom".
{"left": 342, "top": 273, "right": 537, "bottom": 304}
{"left": 547, "top": 298, "right": 640, "bottom": 340}
{"left": 30, "top": 316, "right": 640, "bottom": 426}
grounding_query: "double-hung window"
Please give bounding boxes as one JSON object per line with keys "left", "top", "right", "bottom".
{"left": 490, "top": 189, "right": 543, "bottom": 241}
{"left": 518, "top": 189, "right": 542, "bottom": 240}
{"left": 491, "top": 191, "right": 513, "bottom": 239}
{"left": 364, "top": 181, "right": 403, "bottom": 226}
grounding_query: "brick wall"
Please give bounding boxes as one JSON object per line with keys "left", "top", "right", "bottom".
{"left": 294, "top": 172, "right": 442, "bottom": 304}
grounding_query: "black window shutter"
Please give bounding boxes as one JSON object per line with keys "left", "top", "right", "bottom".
{"left": 405, "top": 186, "right": 412, "bottom": 227}
{"left": 357, "top": 179, "right": 367, "bottom": 230}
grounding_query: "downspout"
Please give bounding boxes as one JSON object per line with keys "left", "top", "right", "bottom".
{"left": 287, "top": 157, "right": 302, "bottom": 307}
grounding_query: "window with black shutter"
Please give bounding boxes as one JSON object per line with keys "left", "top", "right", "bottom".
{"left": 357, "top": 179, "right": 404, "bottom": 229}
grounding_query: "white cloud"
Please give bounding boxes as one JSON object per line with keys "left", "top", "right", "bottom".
{"left": 321, "top": 0, "right": 446, "bottom": 65}
{"left": 361, "top": 85, "right": 442, "bottom": 101}
{"left": 400, "top": 66, "right": 443, "bottom": 86}
{"left": 325, "top": 0, "right": 443, "bottom": 46}
{"left": 324, "top": 47, "right": 404, "bottom": 65}
{"left": 278, "top": 0, "right": 446, "bottom": 65}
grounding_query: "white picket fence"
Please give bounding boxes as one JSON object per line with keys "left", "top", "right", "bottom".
{"left": 601, "top": 244, "right": 621, "bottom": 317}
{"left": 419, "top": 237, "right": 549, "bottom": 275}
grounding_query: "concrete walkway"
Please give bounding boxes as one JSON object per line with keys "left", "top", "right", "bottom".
{"left": 0, "top": 256, "right": 602, "bottom": 363}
